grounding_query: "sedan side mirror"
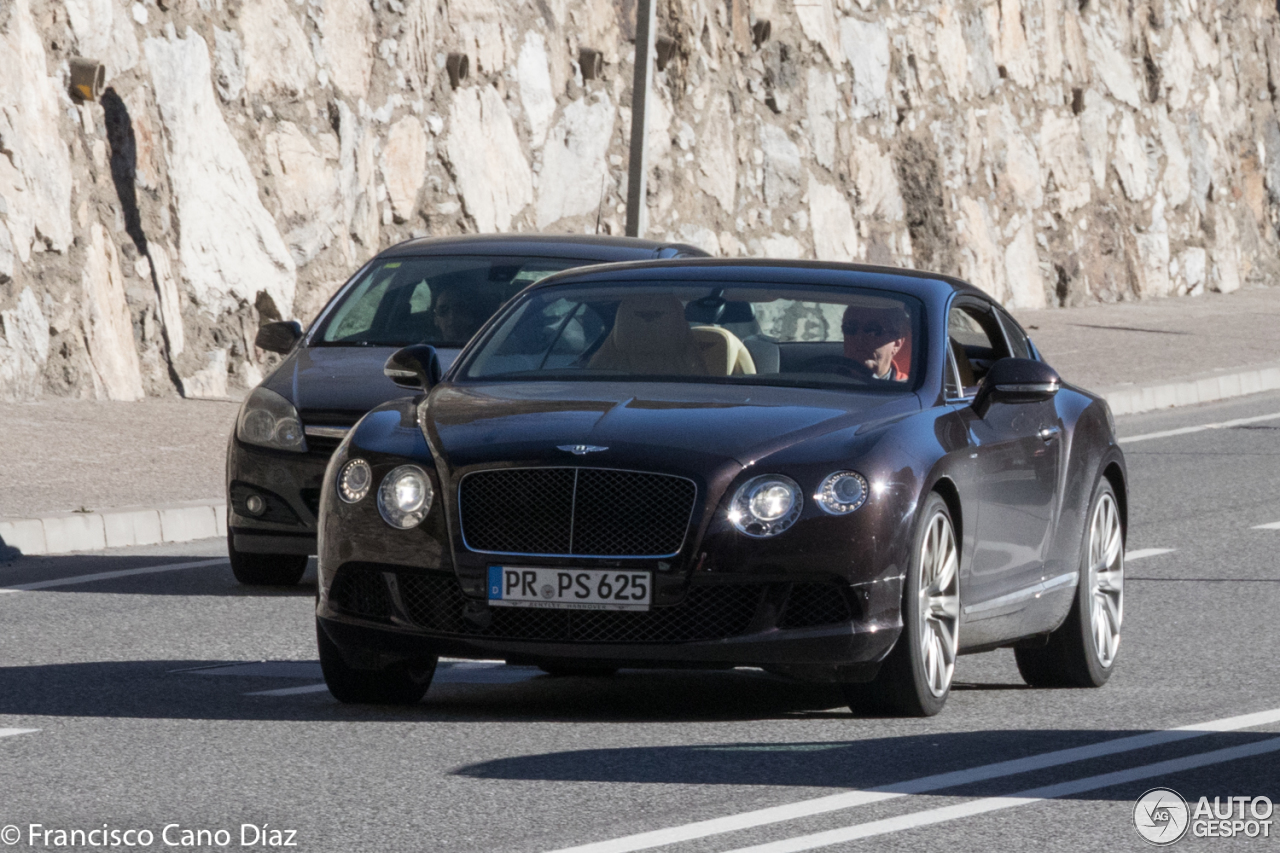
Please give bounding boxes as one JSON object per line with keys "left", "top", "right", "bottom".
{"left": 384, "top": 344, "right": 442, "bottom": 391}
{"left": 255, "top": 320, "right": 303, "bottom": 354}
{"left": 973, "top": 357, "right": 1060, "bottom": 417}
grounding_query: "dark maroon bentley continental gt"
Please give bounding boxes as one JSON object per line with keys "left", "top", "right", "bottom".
{"left": 314, "top": 259, "right": 1127, "bottom": 716}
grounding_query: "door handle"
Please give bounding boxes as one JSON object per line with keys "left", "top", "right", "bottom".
{"left": 1038, "top": 426, "right": 1061, "bottom": 442}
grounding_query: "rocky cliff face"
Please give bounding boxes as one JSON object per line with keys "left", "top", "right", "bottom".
{"left": 1, "top": 0, "right": 1277, "bottom": 401}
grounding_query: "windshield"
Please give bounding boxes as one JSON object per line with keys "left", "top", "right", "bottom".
{"left": 313, "top": 255, "right": 589, "bottom": 348}
{"left": 457, "top": 282, "right": 924, "bottom": 391}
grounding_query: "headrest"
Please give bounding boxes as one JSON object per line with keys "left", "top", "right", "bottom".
{"left": 612, "top": 295, "right": 691, "bottom": 351}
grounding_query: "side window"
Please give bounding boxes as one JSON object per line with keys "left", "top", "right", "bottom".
{"left": 947, "top": 303, "right": 1010, "bottom": 394}
{"left": 996, "top": 309, "right": 1032, "bottom": 360}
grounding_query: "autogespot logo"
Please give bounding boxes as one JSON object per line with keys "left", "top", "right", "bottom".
{"left": 1134, "top": 787, "right": 1191, "bottom": 845}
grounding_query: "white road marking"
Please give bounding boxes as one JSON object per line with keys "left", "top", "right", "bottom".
{"left": 191, "top": 662, "right": 323, "bottom": 679}
{"left": 0, "top": 559, "right": 228, "bottom": 594}
{"left": 1121, "top": 411, "right": 1280, "bottom": 444}
{"left": 719, "top": 737, "right": 1280, "bottom": 853}
{"left": 1253, "top": 522, "right": 1280, "bottom": 530}
{"left": 545, "top": 706, "right": 1280, "bottom": 853}
{"left": 0, "top": 728, "right": 39, "bottom": 739}
{"left": 1124, "top": 548, "right": 1175, "bottom": 561}
{"left": 245, "top": 683, "right": 330, "bottom": 697}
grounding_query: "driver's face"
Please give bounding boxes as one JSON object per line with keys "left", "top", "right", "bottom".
{"left": 842, "top": 308, "right": 904, "bottom": 376}
{"left": 433, "top": 293, "right": 481, "bottom": 342}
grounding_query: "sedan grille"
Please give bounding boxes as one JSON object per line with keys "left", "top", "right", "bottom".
{"left": 459, "top": 468, "right": 696, "bottom": 557}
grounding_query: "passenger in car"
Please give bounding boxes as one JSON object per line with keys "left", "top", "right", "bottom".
{"left": 842, "top": 304, "right": 910, "bottom": 381}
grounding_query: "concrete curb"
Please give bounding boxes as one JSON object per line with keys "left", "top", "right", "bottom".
{"left": 1101, "top": 362, "right": 1280, "bottom": 416}
{"left": 0, "top": 500, "right": 226, "bottom": 557}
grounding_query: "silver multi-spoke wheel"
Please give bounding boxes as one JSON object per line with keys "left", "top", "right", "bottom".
{"left": 918, "top": 510, "right": 960, "bottom": 698}
{"left": 1087, "top": 491, "right": 1124, "bottom": 668}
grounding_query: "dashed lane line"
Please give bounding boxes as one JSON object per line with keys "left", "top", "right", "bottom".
{"left": 718, "top": 737, "right": 1280, "bottom": 853}
{"left": 1124, "top": 548, "right": 1175, "bottom": 561}
{"left": 1121, "top": 410, "right": 1280, "bottom": 444}
{"left": 0, "top": 559, "right": 228, "bottom": 594}
{"left": 1253, "top": 522, "right": 1280, "bottom": 530}
{"left": 0, "top": 729, "right": 39, "bottom": 739}
{"left": 245, "top": 684, "right": 331, "bottom": 697}
{"left": 545, "top": 706, "right": 1280, "bottom": 853}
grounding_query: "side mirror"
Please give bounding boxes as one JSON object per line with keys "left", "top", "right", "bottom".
{"left": 255, "top": 320, "right": 303, "bottom": 354}
{"left": 973, "top": 357, "right": 1060, "bottom": 417}
{"left": 384, "top": 345, "right": 442, "bottom": 391}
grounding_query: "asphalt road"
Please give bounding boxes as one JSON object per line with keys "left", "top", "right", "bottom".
{"left": 2, "top": 391, "right": 1280, "bottom": 852}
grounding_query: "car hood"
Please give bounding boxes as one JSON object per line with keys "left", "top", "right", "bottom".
{"left": 268, "top": 345, "right": 460, "bottom": 424}
{"left": 422, "top": 381, "right": 921, "bottom": 472}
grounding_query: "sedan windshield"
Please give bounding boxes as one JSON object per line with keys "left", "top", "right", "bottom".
{"left": 459, "top": 282, "right": 924, "bottom": 390}
{"left": 314, "top": 255, "right": 588, "bottom": 348}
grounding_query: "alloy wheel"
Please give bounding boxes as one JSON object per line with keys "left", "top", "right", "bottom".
{"left": 918, "top": 510, "right": 960, "bottom": 697}
{"left": 1087, "top": 492, "right": 1124, "bottom": 668}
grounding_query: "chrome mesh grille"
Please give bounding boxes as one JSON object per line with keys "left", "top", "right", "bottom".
{"left": 459, "top": 468, "right": 696, "bottom": 557}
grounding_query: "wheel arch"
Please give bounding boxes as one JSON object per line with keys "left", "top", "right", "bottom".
{"left": 1101, "top": 460, "right": 1128, "bottom": 545}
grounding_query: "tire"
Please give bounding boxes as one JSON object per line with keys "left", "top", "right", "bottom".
{"left": 844, "top": 492, "right": 960, "bottom": 717}
{"left": 316, "top": 619, "right": 437, "bottom": 705}
{"left": 1015, "top": 476, "right": 1123, "bottom": 688}
{"left": 227, "top": 531, "right": 308, "bottom": 586}
{"left": 538, "top": 664, "right": 618, "bottom": 678}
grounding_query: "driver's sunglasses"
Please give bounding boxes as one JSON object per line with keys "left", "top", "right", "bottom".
{"left": 842, "top": 321, "right": 894, "bottom": 338}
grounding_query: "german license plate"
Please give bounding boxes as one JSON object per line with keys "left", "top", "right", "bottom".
{"left": 487, "top": 566, "right": 652, "bottom": 611}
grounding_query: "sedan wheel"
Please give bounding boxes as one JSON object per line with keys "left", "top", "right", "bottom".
{"left": 1015, "top": 476, "right": 1123, "bottom": 687}
{"left": 317, "top": 619, "right": 437, "bottom": 705}
{"left": 845, "top": 492, "right": 958, "bottom": 717}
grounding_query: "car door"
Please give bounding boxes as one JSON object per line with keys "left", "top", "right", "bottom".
{"left": 950, "top": 299, "right": 1061, "bottom": 628}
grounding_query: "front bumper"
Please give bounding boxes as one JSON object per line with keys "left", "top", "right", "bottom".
{"left": 226, "top": 436, "right": 341, "bottom": 555}
{"left": 317, "top": 564, "right": 902, "bottom": 679}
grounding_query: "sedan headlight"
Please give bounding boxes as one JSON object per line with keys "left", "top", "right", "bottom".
{"left": 377, "top": 465, "right": 433, "bottom": 528}
{"left": 814, "top": 471, "right": 868, "bottom": 515}
{"left": 236, "top": 387, "right": 307, "bottom": 452}
{"left": 728, "top": 475, "right": 802, "bottom": 538}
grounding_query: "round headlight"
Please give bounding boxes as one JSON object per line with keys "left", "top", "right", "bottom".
{"left": 729, "top": 475, "right": 802, "bottom": 538}
{"left": 337, "top": 458, "right": 372, "bottom": 503}
{"left": 377, "top": 465, "right": 433, "bottom": 529}
{"left": 815, "top": 471, "right": 868, "bottom": 515}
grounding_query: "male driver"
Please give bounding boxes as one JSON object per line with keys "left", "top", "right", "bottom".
{"left": 841, "top": 303, "right": 909, "bottom": 381}
{"left": 432, "top": 287, "right": 489, "bottom": 343}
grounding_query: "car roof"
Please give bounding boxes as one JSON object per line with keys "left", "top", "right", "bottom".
{"left": 377, "top": 233, "right": 709, "bottom": 262}
{"left": 521, "top": 258, "right": 991, "bottom": 304}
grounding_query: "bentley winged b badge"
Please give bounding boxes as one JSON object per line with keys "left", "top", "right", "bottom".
{"left": 557, "top": 444, "right": 608, "bottom": 455}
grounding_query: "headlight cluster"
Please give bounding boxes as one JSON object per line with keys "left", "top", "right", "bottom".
{"left": 728, "top": 470, "right": 870, "bottom": 537}
{"left": 236, "top": 387, "right": 307, "bottom": 452}
{"left": 337, "top": 459, "right": 433, "bottom": 529}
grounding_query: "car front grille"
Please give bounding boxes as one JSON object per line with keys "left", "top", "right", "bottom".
{"left": 326, "top": 565, "right": 855, "bottom": 642}
{"left": 458, "top": 468, "right": 696, "bottom": 557}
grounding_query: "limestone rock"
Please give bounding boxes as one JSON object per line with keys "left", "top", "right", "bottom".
{"left": 0, "top": 286, "right": 49, "bottom": 401}
{"left": 1112, "top": 112, "right": 1149, "bottom": 201}
{"left": 757, "top": 234, "right": 804, "bottom": 259}
{"left": 397, "top": 0, "right": 438, "bottom": 92}
{"left": 179, "top": 349, "right": 229, "bottom": 399}
{"left": 760, "top": 125, "right": 802, "bottom": 207}
{"left": 794, "top": 0, "right": 841, "bottom": 63}
{"left": 990, "top": 105, "right": 1043, "bottom": 210}
{"left": 1211, "top": 207, "right": 1241, "bottom": 293}
{"left": 0, "top": 221, "right": 13, "bottom": 281}
{"left": 849, "top": 137, "right": 905, "bottom": 222}
{"left": 1003, "top": 222, "right": 1045, "bottom": 310}
{"left": 265, "top": 121, "right": 342, "bottom": 264}
{"left": 337, "top": 101, "right": 380, "bottom": 256}
{"left": 382, "top": 116, "right": 427, "bottom": 223}
{"left": 449, "top": 0, "right": 509, "bottom": 74}
{"left": 240, "top": 0, "right": 317, "bottom": 99}
{"left": 1155, "top": 107, "right": 1190, "bottom": 209}
{"left": 808, "top": 177, "right": 858, "bottom": 262}
{"left": 1133, "top": 193, "right": 1171, "bottom": 298}
{"left": 81, "top": 223, "right": 145, "bottom": 401}
{"left": 958, "top": 196, "right": 1006, "bottom": 302}
{"left": 695, "top": 94, "right": 736, "bottom": 214}
{"left": 63, "top": 0, "right": 139, "bottom": 77}
{"left": 1039, "top": 111, "right": 1091, "bottom": 213}
{"left": 963, "top": 7, "right": 1000, "bottom": 98}
{"left": 1079, "top": 90, "right": 1114, "bottom": 187}
{"left": 145, "top": 29, "right": 296, "bottom": 317}
{"left": 0, "top": 0, "right": 73, "bottom": 261}
{"left": 322, "top": 0, "right": 375, "bottom": 98}
{"left": 445, "top": 86, "right": 532, "bottom": 233}
{"left": 213, "top": 27, "right": 245, "bottom": 103}
{"left": 840, "top": 18, "right": 891, "bottom": 118}
{"left": 994, "top": 0, "right": 1035, "bottom": 87}
{"left": 1080, "top": 14, "right": 1142, "bottom": 108}
{"left": 805, "top": 69, "right": 838, "bottom": 172}
{"left": 148, "top": 243, "right": 185, "bottom": 357}
{"left": 536, "top": 94, "right": 614, "bottom": 228}
{"left": 934, "top": 4, "right": 969, "bottom": 101}
{"left": 517, "top": 32, "right": 556, "bottom": 148}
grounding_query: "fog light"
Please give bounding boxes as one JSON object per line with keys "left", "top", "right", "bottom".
{"left": 245, "top": 494, "right": 266, "bottom": 516}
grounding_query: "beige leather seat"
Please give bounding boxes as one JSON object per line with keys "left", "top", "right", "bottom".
{"left": 589, "top": 296, "right": 704, "bottom": 375}
{"left": 690, "top": 326, "right": 757, "bottom": 375}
